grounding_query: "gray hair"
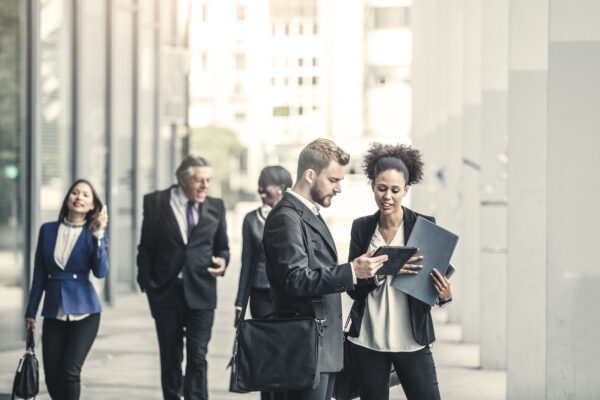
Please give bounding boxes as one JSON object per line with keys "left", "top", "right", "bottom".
{"left": 176, "top": 155, "right": 211, "bottom": 182}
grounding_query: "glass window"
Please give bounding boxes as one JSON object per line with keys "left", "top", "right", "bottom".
{"left": 0, "top": 0, "right": 25, "bottom": 346}
{"left": 312, "top": 76, "right": 318, "bottom": 86}
{"left": 79, "top": 0, "right": 107, "bottom": 199}
{"left": 139, "top": 0, "right": 157, "bottom": 196}
{"left": 234, "top": 52, "right": 246, "bottom": 70}
{"left": 312, "top": 57, "right": 318, "bottom": 66}
{"left": 298, "top": 58, "right": 303, "bottom": 67}
{"left": 40, "top": 0, "right": 73, "bottom": 222}
{"left": 298, "top": 77, "right": 303, "bottom": 86}
{"left": 113, "top": 2, "right": 135, "bottom": 286}
{"left": 236, "top": 5, "right": 245, "bottom": 21}
{"left": 373, "top": 7, "right": 410, "bottom": 29}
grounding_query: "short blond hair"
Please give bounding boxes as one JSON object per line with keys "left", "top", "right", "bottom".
{"left": 296, "top": 138, "right": 350, "bottom": 182}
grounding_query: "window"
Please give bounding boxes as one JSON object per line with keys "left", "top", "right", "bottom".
{"left": 373, "top": 7, "right": 410, "bottom": 29}
{"left": 233, "top": 82, "right": 243, "bottom": 95}
{"left": 298, "top": 106, "right": 303, "bottom": 115}
{"left": 273, "top": 106, "right": 290, "bottom": 117}
{"left": 201, "top": 52, "right": 208, "bottom": 71}
{"left": 298, "top": 58, "right": 303, "bottom": 67}
{"left": 285, "top": 23, "right": 289, "bottom": 35}
{"left": 312, "top": 23, "right": 318, "bottom": 34}
{"left": 312, "top": 76, "right": 318, "bottom": 86}
{"left": 270, "top": 77, "right": 276, "bottom": 85}
{"left": 202, "top": 4, "right": 207, "bottom": 22}
{"left": 272, "top": 23, "right": 276, "bottom": 35}
{"left": 236, "top": 5, "right": 245, "bottom": 21}
{"left": 234, "top": 52, "right": 246, "bottom": 70}
{"left": 312, "top": 57, "right": 318, "bottom": 66}
{"left": 298, "top": 77, "right": 303, "bottom": 86}
{"left": 284, "top": 77, "right": 289, "bottom": 86}
{"left": 298, "top": 23, "right": 304, "bottom": 35}
{"left": 234, "top": 112, "right": 247, "bottom": 122}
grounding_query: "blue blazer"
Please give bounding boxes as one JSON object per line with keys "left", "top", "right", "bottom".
{"left": 25, "top": 221, "right": 109, "bottom": 319}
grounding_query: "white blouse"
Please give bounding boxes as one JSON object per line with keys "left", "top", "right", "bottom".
{"left": 53, "top": 219, "right": 104, "bottom": 321}
{"left": 348, "top": 222, "right": 425, "bottom": 352}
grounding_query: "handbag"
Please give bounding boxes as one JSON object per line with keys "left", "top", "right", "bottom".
{"left": 11, "top": 329, "right": 39, "bottom": 400}
{"left": 229, "top": 220, "right": 325, "bottom": 392}
{"left": 333, "top": 316, "right": 400, "bottom": 400}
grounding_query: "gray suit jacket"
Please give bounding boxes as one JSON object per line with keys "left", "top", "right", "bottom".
{"left": 263, "top": 192, "right": 355, "bottom": 373}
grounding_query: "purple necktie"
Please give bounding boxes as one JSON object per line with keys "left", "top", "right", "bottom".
{"left": 187, "top": 201, "right": 196, "bottom": 238}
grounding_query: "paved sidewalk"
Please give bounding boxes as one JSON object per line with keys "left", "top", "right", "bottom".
{"left": 0, "top": 264, "right": 505, "bottom": 399}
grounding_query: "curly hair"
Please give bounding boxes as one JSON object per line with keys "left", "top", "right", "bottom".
{"left": 362, "top": 143, "right": 424, "bottom": 185}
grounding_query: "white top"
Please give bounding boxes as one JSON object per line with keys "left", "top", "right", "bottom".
{"left": 53, "top": 219, "right": 104, "bottom": 321}
{"left": 170, "top": 186, "right": 200, "bottom": 245}
{"left": 348, "top": 222, "right": 425, "bottom": 352}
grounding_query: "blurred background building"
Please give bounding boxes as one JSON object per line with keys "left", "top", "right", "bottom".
{"left": 0, "top": 0, "right": 190, "bottom": 347}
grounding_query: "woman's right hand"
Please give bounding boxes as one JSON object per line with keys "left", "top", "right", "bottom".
{"left": 25, "top": 318, "right": 35, "bottom": 331}
{"left": 397, "top": 255, "right": 424, "bottom": 275}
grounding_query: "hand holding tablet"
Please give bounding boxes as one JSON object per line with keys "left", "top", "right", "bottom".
{"left": 373, "top": 246, "right": 420, "bottom": 275}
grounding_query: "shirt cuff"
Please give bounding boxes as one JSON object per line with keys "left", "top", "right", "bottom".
{"left": 235, "top": 306, "right": 242, "bottom": 311}
{"left": 349, "top": 261, "right": 357, "bottom": 285}
{"left": 437, "top": 297, "right": 453, "bottom": 308}
{"left": 93, "top": 230, "right": 105, "bottom": 239}
{"left": 373, "top": 275, "right": 386, "bottom": 286}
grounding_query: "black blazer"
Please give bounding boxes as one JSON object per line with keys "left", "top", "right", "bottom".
{"left": 136, "top": 186, "right": 230, "bottom": 310}
{"left": 347, "top": 206, "right": 436, "bottom": 346}
{"left": 263, "top": 192, "right": 355, "bottom": 373}
{"left": 234, "top": 208, "right": 270, "bottom": 308}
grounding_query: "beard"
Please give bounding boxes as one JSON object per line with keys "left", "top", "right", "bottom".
{"left": 310, "top": 182, "right": 332, "bottom": 207}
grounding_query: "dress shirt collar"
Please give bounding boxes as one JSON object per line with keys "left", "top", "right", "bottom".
{"left": 286, "top": 188, "right": 320, "bottom": 215}
{"left": 173, "top": 186, "right": 198, "bottom": 209}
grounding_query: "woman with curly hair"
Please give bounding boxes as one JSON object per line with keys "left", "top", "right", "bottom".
{"left": 345, "top": 143, "right": 453, "bottom": 400}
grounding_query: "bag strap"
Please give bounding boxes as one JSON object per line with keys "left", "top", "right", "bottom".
{"left": 238, "top": 210, "right": 325, "bottom": 323}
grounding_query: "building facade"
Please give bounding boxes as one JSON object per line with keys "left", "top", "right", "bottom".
{"left": 0, "top": 0, "right": 190, "bottom": 347}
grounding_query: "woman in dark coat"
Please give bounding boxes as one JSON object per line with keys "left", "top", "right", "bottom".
{"left": 25, "top": 179, "right": 109, "bottom": 400}
{"left": 346, "top": 143, "right": 453, "bottom": 400}
{"left": 234, "top": 165, "right": 293, "bottom": 400}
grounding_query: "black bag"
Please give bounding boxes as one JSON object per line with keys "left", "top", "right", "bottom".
{"left": 333, "top": 316, "right": 400, "bottom": 400}
{"left": 229, "top": 226, "right": 325, "bottom": 392}
{"left": 12, "top": 329, "right": 39, "bottom": 400}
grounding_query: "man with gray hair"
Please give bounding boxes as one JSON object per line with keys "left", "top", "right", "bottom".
{"left": 137, "top": 155, "right": 229, "bottom": 400}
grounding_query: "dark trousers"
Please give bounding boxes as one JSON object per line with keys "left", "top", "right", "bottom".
{"left": 250, "top": 288, "right": 285, "bottom": 400}
{"left": 149, "top": 284, "right": 214, "bottom": 400}
{"left": 350, "top": 342, "right": 440, "bottom": 400}
{"left": 41, "top": 313, "right": 100, "bottom": 400}
{"left": 284, "top": 372, "right": 336, "bottom": 400}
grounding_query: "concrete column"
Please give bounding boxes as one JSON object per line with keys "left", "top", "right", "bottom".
{"left": 506, "top": 0, "right": 549, "bottom": 397}
{"left": 545, "top": 1, "right": 600, "bottom": 397}
{"left": 479, "top": 0, "right": 508, "bottom": 369}
{"left": 457, "top": 0, "right": 481, "bottom": 343}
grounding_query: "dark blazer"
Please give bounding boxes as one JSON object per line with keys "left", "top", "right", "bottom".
{"left": 25, "top": 221, "right": 109, "bottom": 319}
{"left": 234, "top": 208, "right": 270, "bottom": 308}
{"left": 347, "top": 206, "right": 436, "bottom": 346}
{"left": 136, "top": 186, "right": 230, "bottom": 310}
{"left": 263, "top": 192, "right": 355, "bottom": 373}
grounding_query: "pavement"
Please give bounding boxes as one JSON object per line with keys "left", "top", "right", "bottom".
{"left": 0, "top": 248, "right": 506, "bottom": 400}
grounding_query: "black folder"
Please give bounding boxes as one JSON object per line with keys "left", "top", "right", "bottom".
{"left": 391, "top": 216, "right": 459, "bottom": 306}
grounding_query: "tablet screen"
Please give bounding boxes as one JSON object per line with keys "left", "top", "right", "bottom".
{"left": 373, "top": 246, "right": 419, "bottom": 275}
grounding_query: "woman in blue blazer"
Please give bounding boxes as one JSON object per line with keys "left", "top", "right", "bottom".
{"left": 25, "top": 179, "right": 109, "bottom": 400}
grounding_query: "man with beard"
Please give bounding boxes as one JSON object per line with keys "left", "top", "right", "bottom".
{"left": 263, "top": 138, "right": 388, "bottom": 400}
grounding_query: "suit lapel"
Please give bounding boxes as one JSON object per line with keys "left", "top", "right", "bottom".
{"left": 160, "top": 187, "right": 185, "bottom": 245}
{"left": 402, "top": 206, "right": 417, "bottom": 242}
{"left": 283, "top": 193, "right": 338, "bottom": 259}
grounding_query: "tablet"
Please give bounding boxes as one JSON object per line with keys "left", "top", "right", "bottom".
{"left": 373, "top": 246, "right": 419, "bottom": 275}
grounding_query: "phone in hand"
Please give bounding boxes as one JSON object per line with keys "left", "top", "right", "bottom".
{"left": 94, "top": 204, "right": 108, "bottom": 230}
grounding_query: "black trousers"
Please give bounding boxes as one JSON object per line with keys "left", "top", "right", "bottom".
{"left": 284, "top": 372, "right": 336, "bottom": 400}
{"left": 350, "top": 342, "right": 440, "bottom": 400}
{"left": 149, "top": 284, "right": 214, "bottom": 400}
{"left": 249, "top": 288, "right": 285, "bottom": 400}
{"left": 42, "top": 313, "right": 100, "bottom": 400}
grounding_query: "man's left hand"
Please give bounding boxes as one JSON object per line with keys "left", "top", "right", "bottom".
{"left": 207, "top": 256, "right": 226, "bottom": 277}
